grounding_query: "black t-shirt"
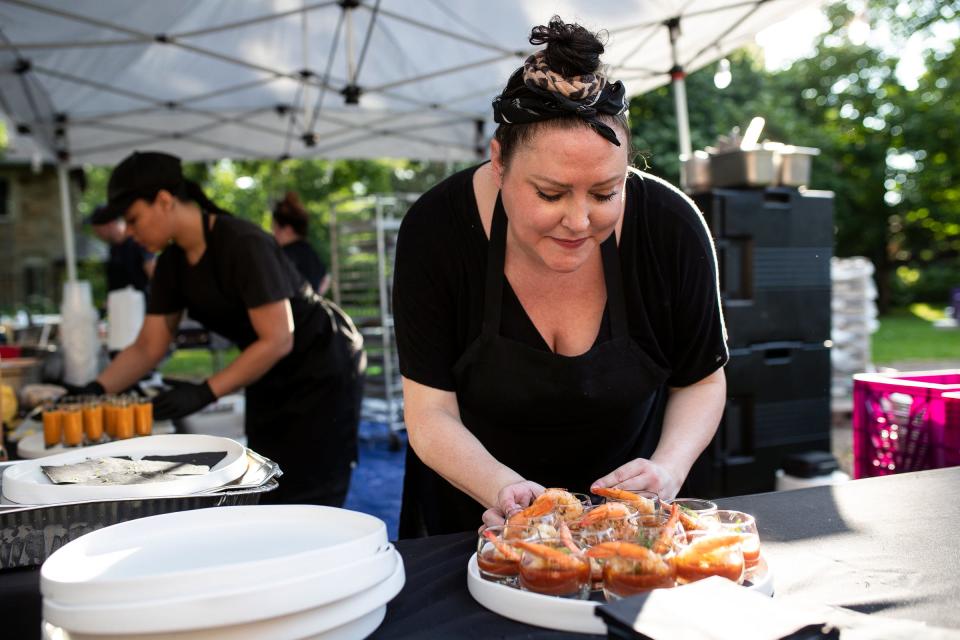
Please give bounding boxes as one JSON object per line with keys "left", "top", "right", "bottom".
{"left": 283, "top": 240, "right": 327, "bottom": 293}
{"left": 147, "top": 215, "right": 327, "bottom": 359}
{"left": 106, "top": 237, "right": 152, "bottom": 293}
{"left": 393, "top": 165, "right": 728, "bottom": 392}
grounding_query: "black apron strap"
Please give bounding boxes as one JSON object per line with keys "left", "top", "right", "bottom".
{"left": 481, "top": 194, "right": 508, "bottom": 336}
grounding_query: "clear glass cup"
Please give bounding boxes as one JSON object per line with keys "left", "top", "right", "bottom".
{"left": 571, "top": 524, "right": 618, "bottom": 591}
{"left": 601, "top": 542, "right": 676, "bottom": 600}
{"left": 664, "top": 497, "right": 719, "bottom": 537}
{"left": 516, "top": 538, "right": 591, "bottom": 599}
{"left": 577, "top": 502, "right": 639, "bottom": 541}
{"left": 714, "top": 510, "right": 761, "bottom": 578}
{"left": 476, "top": 524, "right": 540, "bottom": 585}
{"left": 673, "top": 529, "right": 745, "bottom": 585}
{"left": 633, "top": 510, "right": 687, "bottom": 555}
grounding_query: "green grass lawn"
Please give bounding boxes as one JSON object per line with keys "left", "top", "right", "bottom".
{"left": 872, "top": 305, "right": 960, "bottom": 365}
{"left": 158, "top": 347, "right": 239, "bottom": 380}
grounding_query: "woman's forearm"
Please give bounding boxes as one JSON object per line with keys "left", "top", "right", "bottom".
{"left": 207, "top": 337, "right": 290, "bottom": 398}
{"left": 650, "top": 368, "right": 727, "bottom": 488}
{"left": 404, "top": 383, "right": 524, "bottom": 509}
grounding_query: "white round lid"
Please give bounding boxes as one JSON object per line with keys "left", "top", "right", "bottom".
{"left": 44, "top": 551, "right": 404, "bottom": 639}
{"left": 41, "top": 504, "right": 388, "bottom": 607}
{"left": 3, "top": 434, "right": 247, "bottom": 504}
{"left": 43, "top": 547, "right": 401, "bottom": 634}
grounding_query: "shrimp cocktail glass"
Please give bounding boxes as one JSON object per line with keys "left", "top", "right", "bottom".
{"left": 477, "top": 525, "right": 540, "bottom": 585}
{"left": 673, "top": 529, "right": 745, "bottom": 585}
{"left": 589, "top": 541, "right": 676, "bottom": 600}
{"left": 514, "top": 538, "right": 591, "bottom": 599}
{"left": 575, "top": 502, "right": 640, "bottom": 542}
{"left": 664, "top": 498, "right": 719, "bottom": 539}
{"left": 714, "top": 510, "right": 761, "bottom": 579}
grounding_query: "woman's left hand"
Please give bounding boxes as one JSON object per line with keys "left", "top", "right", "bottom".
{"left": 591, "top": 458, "right": 682, "bottom": 501}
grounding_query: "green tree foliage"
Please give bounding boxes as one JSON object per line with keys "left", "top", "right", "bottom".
{"left": 628, "top": 0, "right": 960, "bottom": 310}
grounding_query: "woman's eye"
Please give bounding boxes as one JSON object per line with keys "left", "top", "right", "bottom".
{"left": 535, "top": 190, "right": 563, "bottom": 202}
{"left": 593, "top": 192, "right": 617, "bottom": 202}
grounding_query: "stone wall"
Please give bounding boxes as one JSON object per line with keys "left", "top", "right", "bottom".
{"left": 0, "top": 163, "right": 83, "bottom": 311}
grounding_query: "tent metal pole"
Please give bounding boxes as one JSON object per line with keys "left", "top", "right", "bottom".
{"left": 666, "top": 18, "right": 693, "bottom": 159}
{"left": 57, "top": 162, "right": 77, "bottom": 283}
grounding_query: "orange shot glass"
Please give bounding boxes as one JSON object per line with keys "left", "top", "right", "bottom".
{"left": 134, "top": 401, "right": 153, "bottom": 436}
{"left": 61, "top": 405, "right": 84, "bottom": 447}
{"left": 82, "top": 403, "right": 104, "bottom": 443}
{"left": 42, "top": 406, "right": 63, "bottom": 448}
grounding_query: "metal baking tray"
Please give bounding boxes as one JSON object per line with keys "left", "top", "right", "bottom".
{"left": 0, "top": 449, "right": 281, "bottom": 570}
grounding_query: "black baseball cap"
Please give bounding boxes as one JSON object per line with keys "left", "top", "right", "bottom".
{"left": 91, "top": 151, "right": 184, "bottom": 224}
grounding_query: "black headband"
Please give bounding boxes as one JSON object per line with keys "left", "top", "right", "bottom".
{"left": 492, "top": 66, "right": 628, "bottom": 146}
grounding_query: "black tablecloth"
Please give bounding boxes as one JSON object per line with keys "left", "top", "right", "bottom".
{"left": 372, "top": 467, "right": 960, "bottom": 638}
{"left": 2, "top": 468, "right": 958, "bottom": 639}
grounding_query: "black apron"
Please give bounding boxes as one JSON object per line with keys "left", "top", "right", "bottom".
{"left": 399, "top": 194, "right": 669, "bottom": 537}
{"left": 179, "top": 213, "right": 364, "bottom": 506}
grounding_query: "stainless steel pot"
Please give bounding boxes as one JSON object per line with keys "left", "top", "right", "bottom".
{"left": 709, "top": 146, "right": 780, "bottom": 188}
{"left": 778, "top": 145, "right": 820, "bottom": 188}
{"left": 680, "top": 151, "right": 711, "bottom": 194}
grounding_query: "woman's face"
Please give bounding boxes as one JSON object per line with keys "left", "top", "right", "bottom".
{"left": 123, "top": 191, "right": 176, "bottom": 253}
{"left": 493, "top": 124, "right": 629, "bottom": 274}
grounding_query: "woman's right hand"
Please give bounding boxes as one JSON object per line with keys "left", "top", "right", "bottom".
{"left": 480, "top": 480, "right": 545, "bottom": 528}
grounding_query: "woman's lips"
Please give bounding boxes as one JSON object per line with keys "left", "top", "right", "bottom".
{"left": 552, "top": 237, "right": 588, "bottom": 249}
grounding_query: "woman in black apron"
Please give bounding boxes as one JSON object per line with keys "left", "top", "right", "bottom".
{"left": 393, "top": 18, "right": 729, "bottom": 536}
{"left": 82, "top": 151, "right": 364, "bottom": 506}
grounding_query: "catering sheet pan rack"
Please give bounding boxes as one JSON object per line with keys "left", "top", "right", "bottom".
{"left": 0, "top": 449, "right": 280, "bottom": 570}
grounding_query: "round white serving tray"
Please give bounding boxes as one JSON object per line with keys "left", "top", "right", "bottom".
{"left": 41, "top": 505, "right": 389, "bottom": 608}
{"left": 3, "top": 434, "right": 247, "bottom": 504}
{"left": 466, "top": 552, "right": 773, "bottom": 635}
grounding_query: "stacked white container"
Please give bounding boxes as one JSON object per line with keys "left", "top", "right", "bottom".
{"left": 40, "top": 505, "right": 404, "bottom": 640}
{"left": 831, "top": 257, "right": 879, "bottom": 409}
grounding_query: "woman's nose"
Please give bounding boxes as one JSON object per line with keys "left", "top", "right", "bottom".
{"left": 562, "top": 200, "right": 590, "bottom": 233}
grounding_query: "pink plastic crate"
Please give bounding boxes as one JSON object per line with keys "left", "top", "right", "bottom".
{"left": 852, "top": 370, "right": 960, "bottom": 478}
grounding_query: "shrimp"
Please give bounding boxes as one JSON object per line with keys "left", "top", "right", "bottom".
{"left": 576, "top": 502, "right": 634, "bottom": 528}
{"left": 557, "top": 521, "right": 583, "bottom": 555}
{"left": 670, "top": 503, "right": 710, "bottom": 532}
{"left": 591, "top": 487, "right": 657, "bottom": 515}
{"left": 541, "top": 488, "right": 586, "bottom": 523}
{"left": 482, "top": 529, "right": 522, "bottom": 562}
{"left": 511, "top": 540, "right": 585, "bottom": 571}
{"left": 651, "top": 503, "right": 683, "bottom": 555}
{"left": 506, "top": 494, "right": 556, "bottom": 528}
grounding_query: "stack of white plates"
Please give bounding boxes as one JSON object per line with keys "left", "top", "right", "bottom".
{"left": 40, "top": 505, "right": 404, "bottom": 639}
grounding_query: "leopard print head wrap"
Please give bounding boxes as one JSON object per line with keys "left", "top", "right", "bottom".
{"left": 492, "top": 50, "right": 627, "bottom": 146}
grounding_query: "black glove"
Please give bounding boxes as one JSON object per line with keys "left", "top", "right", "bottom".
{"left": 63, "top": 380, "right": 105, "bottom": 397}
{"left": 152, "top": 380, "right": 216, "bottom": 421}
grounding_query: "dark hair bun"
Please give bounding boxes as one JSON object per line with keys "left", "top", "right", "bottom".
{"left": 529, "top": 16, "right": 605, "bottom": 76}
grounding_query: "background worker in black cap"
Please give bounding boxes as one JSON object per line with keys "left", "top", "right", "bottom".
{"left": 89, "top": 206, "right": 155, "bottom": 294}
{"left": 79, "top": 150, "right": 365, "bottom": 506}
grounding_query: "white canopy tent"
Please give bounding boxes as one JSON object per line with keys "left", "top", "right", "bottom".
{"left": 0, "top": 0, "right": 820, "bottom": 279}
